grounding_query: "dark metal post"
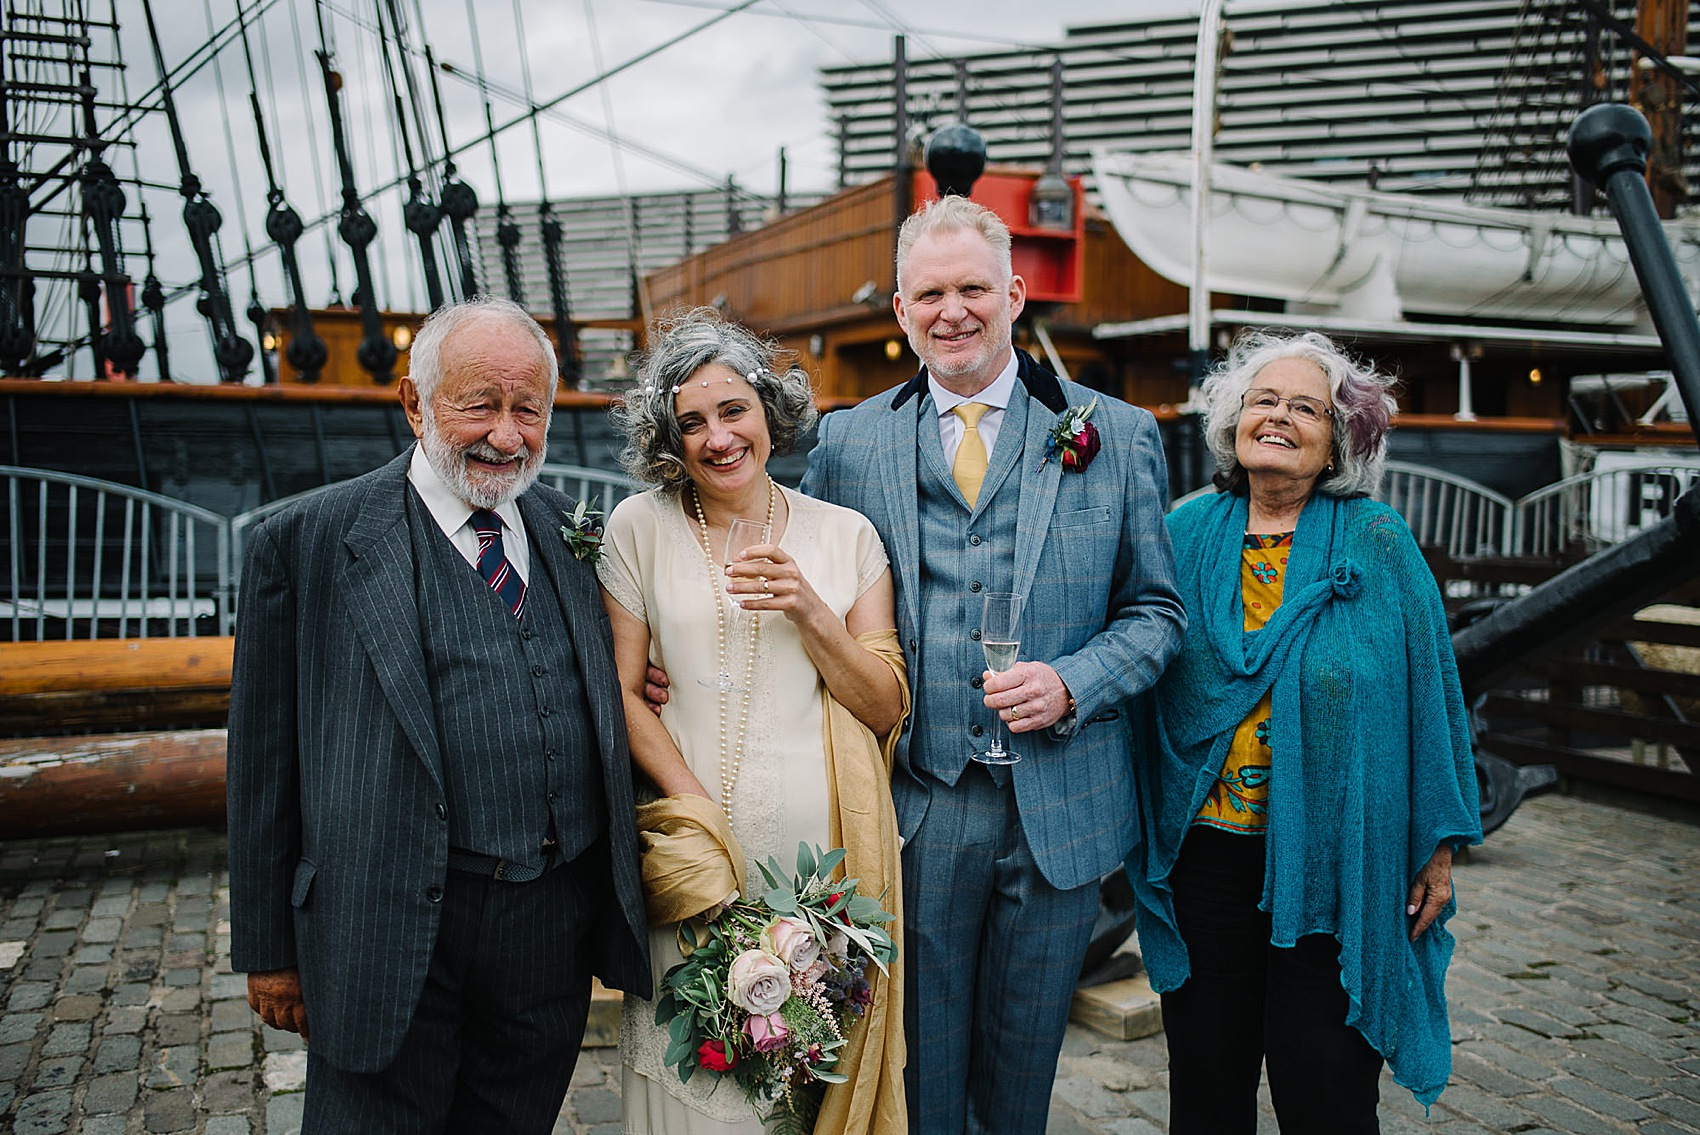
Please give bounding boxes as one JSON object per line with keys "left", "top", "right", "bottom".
{"left": 892, "top": 35, "right": 910, "bottom": 286}
{"left": 1569, "top": 103, "right": 1700, "bottom": 432}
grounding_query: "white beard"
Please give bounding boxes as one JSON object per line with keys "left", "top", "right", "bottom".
{"left": 419, "top": 415, "right": 545, "bottom": 510}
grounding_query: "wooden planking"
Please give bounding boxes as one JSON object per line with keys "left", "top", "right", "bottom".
{"left": 1482, "top": 733, "right": 1699, "bottom": 801}
{"left": 1483, "top": 695, "right": 1700, "bottom": 749}
{"left": 1602, "top": 620, "right": 1700, "bottom": 650}
{"left": 1526, "top": 658, "right": 1700, "bottom": 700}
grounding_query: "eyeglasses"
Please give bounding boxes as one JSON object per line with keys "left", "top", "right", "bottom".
{"left": 1242, "top": 388, "right": 1334, "bottom": 425}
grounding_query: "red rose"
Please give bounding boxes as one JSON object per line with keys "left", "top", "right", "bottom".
{"left": 1061, "top": 421, "right": 1101, "bottom": 472}
{"left": 697, "top": 1038, "right": 737, "bottom": 1071}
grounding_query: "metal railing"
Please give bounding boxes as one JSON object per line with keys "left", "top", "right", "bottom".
{"left": 18, "top": 459, "right": 1699, "bottom": 640}
{"left": 1513, "top": 462, "right": 1700, "bottom": 559}
{"left": 1378, "top": 461, "right": 1515, "bottom": 560}
{"left": 2, "top": 466, "right": 230, "bottom": 641}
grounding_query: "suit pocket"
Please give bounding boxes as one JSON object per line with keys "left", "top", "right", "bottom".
{"left": 1050, "top": 506, "right": 1111, "bottom": 530}
{"left": 290, "top": 859, "right": 317, "bottom": 909}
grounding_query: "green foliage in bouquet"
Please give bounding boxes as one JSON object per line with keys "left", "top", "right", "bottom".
{"left": 653, "top": 843, "right": 897, "bottom": 1131}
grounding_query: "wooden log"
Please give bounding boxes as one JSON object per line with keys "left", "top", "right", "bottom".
{"left": 0, "top": 638, "right": 233, "bottom": 736}
{"left": 0, "top": 729, "right": 226, "bottom": 839}
{"left": 0, "top": 637, "right": 233, "bottom": 695}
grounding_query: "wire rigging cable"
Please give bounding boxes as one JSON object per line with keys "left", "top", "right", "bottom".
{"left": 581, "top": 0, "right": 651, "bottom": 328}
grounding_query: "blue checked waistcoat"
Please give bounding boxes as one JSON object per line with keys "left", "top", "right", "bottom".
{"left": 801, "top": 349, "right": 1188, "bottom": 891}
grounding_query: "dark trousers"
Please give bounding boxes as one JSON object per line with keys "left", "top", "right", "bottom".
{"left": 1161, "top": 826, "right": 1383, "bottom": 1135}
{"left": 302, "top": 854, "right": 600, "bottom": 1134}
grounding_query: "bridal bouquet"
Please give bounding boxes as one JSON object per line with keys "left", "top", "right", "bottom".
{"left": 654, "top": 843, "right": 897, "bottom": 1132}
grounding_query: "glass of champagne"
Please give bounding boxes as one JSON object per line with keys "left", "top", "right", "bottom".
{"left": 700, "top": 517, "right": 772, "bottom": 691}
{"left": 974, "top": 591, "right": 1023, "bottom": 765}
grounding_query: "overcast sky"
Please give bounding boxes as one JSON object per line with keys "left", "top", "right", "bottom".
{"left": 57, "top": 0, "right": 1191, "bottom": 381}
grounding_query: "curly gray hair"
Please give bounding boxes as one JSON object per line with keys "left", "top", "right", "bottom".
{"left": 612, "top": 308, "right": 818, "bottom": 492}
{"left": 1199, "top": 330, "right": 1398, "bottom": 499}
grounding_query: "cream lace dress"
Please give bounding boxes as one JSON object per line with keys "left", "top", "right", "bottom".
{"left": 596, "top": 485, "right": 890, "bottom": 1135}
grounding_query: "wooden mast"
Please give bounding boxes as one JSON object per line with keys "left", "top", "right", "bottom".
{"left": 1631, "top": 0, "right": 1689, "bottom": 218}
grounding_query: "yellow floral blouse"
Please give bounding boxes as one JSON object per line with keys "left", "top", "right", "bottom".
{"left": 1192, "top": 532, "right": 1292, "bottom": 834}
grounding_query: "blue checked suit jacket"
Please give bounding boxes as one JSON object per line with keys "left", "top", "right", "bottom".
{"left": 226, "top": 451, "right": 650, "bottom": 1073}
{"left": 801, "top": 350, "right": 1186, "bottom": 890}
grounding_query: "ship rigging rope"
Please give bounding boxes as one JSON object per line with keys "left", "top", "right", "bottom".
{"left": 286, "top": 0, "right": 342, "bottom": 301}
{"left": 203, "top": 0, "right": 260, "bottom": 294}
{"left": 581, "top": 0, "right": 651, "bottom": 328}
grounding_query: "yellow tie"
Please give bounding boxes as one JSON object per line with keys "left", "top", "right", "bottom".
{"left": 952, "top": 402, "right": 990, "bottom": 508}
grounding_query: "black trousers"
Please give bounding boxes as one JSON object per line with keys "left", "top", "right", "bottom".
{"left": 1161, "top": 826, "right": 1383, "bottom": 1135}
{"left": 302, "top": 852, "right": 601, "bottom": 1134}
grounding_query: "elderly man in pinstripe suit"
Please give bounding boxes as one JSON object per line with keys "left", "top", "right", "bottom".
{"left": 227, "top": 296, "right": 649, "bottom": 1133}
{"left": 801, "top": 197, "right": 1186, "bottom": 1134}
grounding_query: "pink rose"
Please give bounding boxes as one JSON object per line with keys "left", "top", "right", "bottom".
{"left": 761, "top": 916, "right": 821, "bottom": 972}
{"left": 801, "top": 958, "right": 831, "bottom": 987}
{"left": 727, "top": 949, "right": 790, "bottom": 1015}
{"left": 745, "top": 1011, "right": 790, "bottom": 1053}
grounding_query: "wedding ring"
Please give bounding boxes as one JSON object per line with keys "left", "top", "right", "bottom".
{"left": 1009, "top": 707, "right": 1022, "bottom": 721}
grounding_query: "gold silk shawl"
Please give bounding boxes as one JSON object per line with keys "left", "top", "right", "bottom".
{"left": 815, "top": 627, "right": 909, "bottom": 1135}
{"left": 634, "top": 792, "right": 746, "bottom": 926}
{"left": 632, "top": 629, "right": 909, "bottom": 1135}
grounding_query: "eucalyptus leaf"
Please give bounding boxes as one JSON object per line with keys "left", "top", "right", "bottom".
{"left": 812, "top": 1069, "right": 849, "bottom": 1084}
{"left": 796, "top": 842, "right": 817, "bottom": 879}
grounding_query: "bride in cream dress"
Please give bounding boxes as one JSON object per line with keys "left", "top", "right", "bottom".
{"left": 596, "top": 310, "right": 907, "bottom": 1135}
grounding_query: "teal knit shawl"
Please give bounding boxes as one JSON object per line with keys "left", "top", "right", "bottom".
{"left": 1127, "top": 490, "right": 1482, "bottom": 1107}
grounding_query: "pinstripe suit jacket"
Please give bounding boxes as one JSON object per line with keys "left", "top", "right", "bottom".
{"left": 226, "top": 450, "right": 649, "bottom": 1073}
{"left": 801, "top": 350, "right": 1187, "bottom": 890}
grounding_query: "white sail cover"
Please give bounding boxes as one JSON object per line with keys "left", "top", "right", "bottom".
{"left": 1092, "top": 150, "right": 1700, "bottom": 328}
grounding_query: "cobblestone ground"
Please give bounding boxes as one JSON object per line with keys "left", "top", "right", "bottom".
{"left": 1, "top": 790, "right": 1696, "bottom": 1134}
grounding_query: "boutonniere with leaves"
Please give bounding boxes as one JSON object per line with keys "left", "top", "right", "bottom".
{"left": 1040, "top": 396, "right": 1101, "bottom": 472}
{"left": 560, "top": 498, "right": 606, "bottom": 563}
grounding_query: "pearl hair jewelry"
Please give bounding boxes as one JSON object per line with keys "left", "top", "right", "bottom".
{"left": 665, "top": 368, "right": 768, "bottom": 395}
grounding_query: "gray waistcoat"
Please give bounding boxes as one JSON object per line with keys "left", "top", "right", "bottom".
{"left": 406, "top": 489, "right": 605, "bottom": 869}
{"left": 910, "top": 394, "right": 1024, "bottom": 784}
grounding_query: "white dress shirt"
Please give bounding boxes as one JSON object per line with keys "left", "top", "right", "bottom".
{"left": 406, "top": 444, "right": 531, "bottom": 584}
{"left": 928, "top": 349, "right": 1020, "bottom": 466}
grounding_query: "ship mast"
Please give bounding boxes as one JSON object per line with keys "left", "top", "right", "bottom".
{"left": 140, "top": 0, "right": 253, "bottom": 383}
{"left": 1630, "top": 0, "right": 1689, "bottom": 217}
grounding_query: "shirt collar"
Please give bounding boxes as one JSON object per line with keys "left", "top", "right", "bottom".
{"left": 406, "top": 443, "right": 525, "bottom": 537}
{"left": 928, "top": 349, "right": 1019, "bottom": 418}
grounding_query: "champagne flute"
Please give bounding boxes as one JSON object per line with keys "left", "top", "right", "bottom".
{"left": 699, "top": 517, "right": 772, "bottom": 691}
{"left": 974, "top": 591, "right": 1023, "bottom": 765}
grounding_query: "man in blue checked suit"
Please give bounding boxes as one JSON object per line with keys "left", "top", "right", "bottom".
{"left": 227, "top": 297, "right": 649, "bottom": 1133}
{"left": 801, "top": 197, "right": 1186, "bottom": 1133}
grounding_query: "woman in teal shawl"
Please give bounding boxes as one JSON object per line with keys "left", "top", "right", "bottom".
{"left": 1126, "top": 331, "right": 1481, "bottom": 1132}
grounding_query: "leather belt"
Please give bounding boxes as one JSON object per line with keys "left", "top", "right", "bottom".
{"left": 445, "top": 848, "right": 557, "bottom": 883}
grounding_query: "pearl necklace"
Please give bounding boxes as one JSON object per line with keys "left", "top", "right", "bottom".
{"left": 691, "top": 475, "right": 776, "bottom": 816}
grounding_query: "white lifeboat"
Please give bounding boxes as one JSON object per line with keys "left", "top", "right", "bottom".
{"left": 1091, "top": 150, "right": 1700, "bottom": 329}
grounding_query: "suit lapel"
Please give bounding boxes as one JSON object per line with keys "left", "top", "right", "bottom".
{"left": 1013, "top": 385, "right": 1064, "bottom": 603}
{"left": 878, "top": 394, "right": 923, "bottom": 636}
{"left": 974, "top": 387, "right": 1028, "bottom": 517}
{"left": 340, "top": 455, "right": 443, "bottom": 786}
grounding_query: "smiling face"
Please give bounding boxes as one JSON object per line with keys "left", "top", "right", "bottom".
{"left": 893, "top": 226, "right": 1026, "bottom": 397}
{"left": 401, "top": 315, "right": 552, "bottom": 510}
{"left": 673, "top": 362, "right": 771, "bottom": 502}
{"left": 1234, "top": 356, "right": 1335, "bottom": 493}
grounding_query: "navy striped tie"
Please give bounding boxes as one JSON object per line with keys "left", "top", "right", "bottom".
{"left": 470, "top": 509, "right": 526, "bottom": 618}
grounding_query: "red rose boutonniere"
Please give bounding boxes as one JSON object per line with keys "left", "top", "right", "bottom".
{"left": 1040, "top": 397, "right": 1101, "bottom": 472}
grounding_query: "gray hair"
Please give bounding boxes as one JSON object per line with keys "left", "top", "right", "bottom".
{"left": 895, "top": 195, "right": 1013, "bottom": 293}
{"left": 612, "top": 308, "right": 818, "bottom": 492}
{"left": 1199, "top": 330, "right": 1398, "bottom": 499}
{"left": 407, "top": 295, "right": 559, "bottom": 406}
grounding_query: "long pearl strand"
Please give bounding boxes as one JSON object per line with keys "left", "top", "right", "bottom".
{"left": 692, "top": 475, "right": 776, "bottom": 817}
